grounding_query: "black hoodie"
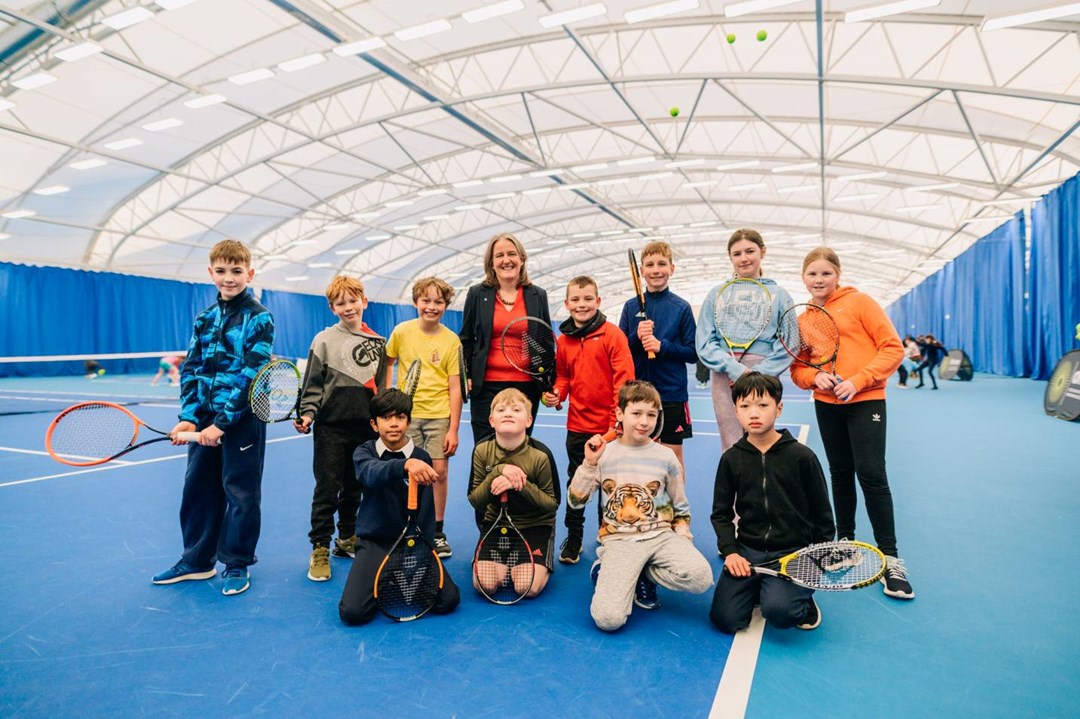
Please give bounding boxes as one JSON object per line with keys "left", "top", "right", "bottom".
{"left": 711, "top": 429, "right": 835, "bottom": 556}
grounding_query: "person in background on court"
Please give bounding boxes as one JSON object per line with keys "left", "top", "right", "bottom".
{"left": 896, "top": 336, "right": 921, "bottom": 389}
{"left": 543, "top": 275, "right": 634, "bottom": 565}
{"left": 913, "top": 334, "right": 945, "bottom": 390}
{"left": 458, "top": 232, "right": 552, "bottom": 446}
{"left": 569, "top": 380, "right": 713, "bottom": 630}
{"left": 710, "top": 372, "right": 834, "bottom": 633}
{"left": 152, "top": 354, "right": 184, "bottom": 386}
{"left": 618, "top": 240, "right": 698, "bottom": 476}
{"left": 83, "top": 359, "right": 105, "bottom": 379}
{"left": 383, "top": 277, "right": 463, "bottom": 560}
{"left": 696, "top": 229, "right": 794, "bottom": 456}
{"left": 154, "top": 239, "right": 274, "bottom": 597}
{"left": 295, "top": 276, "right": 385, "bottom": 583}
{"left": 789, "top": 247, "right": 913, "bottom": 600}
{"left": 339, "top": 389, "right": 460, "bottom": 625}
{"left": 468, "top": 388, "right": 558, "bottom": 599}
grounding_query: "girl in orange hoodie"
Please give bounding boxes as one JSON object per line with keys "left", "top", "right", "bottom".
{"left": 789, "top": 247, "right": 914, "bottom": 600}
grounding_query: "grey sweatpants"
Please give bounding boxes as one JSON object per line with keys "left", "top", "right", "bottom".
{"left": 591, "top": 532, "right": 713, "bottom": 631}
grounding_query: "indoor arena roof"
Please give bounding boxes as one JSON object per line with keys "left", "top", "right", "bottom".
{"left": 1, "top": 0, "right": 1078, "bottom": 314}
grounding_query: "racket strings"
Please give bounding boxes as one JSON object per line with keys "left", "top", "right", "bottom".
{"left": 377, "top": 541, "right": 441, "bottom": 619}
{"left": 715, "top": 284, "right": 772, "bottom": 344}
{"left": 505, "top": 324, "right": 555, "bottom": 377}
{"left": 475, "top": 524, "right": 533, "bottom": 603}
{"left": 48, "top": 403, "right": 138, "bottom": 461}
{"left": 403, "top": 361, "right": 421, "bottom": 396}
{"left": 785, "top": 544, "right": 883, "bottom": 589}
{"left": 251, "top": 362, "right": 300, "bottom": 422}
{"left": 780, "top": 307, "right": 839, "bottom": 364}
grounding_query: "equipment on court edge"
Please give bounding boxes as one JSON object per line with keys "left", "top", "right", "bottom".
{"left": 777, "top": 303, "right": 842, "bottom": 382}
{"left": 629, "top": 249, "right": 656, "bottom": 360}
{"left": 45, "top": 401, "right": 201, "bottom": 466}
{"left": 473, "top": 492, "right": 536, "bottom": 605}
{"left": 713, "top": 278, "right": 773, "bottom": 362}
{"left": 500, "top": 316, "right": 561, "bottom": 410}
{"left": 374, "top": 474, "right": 445, "bottom": 621}
{"left": 731, "top": 540, "right": 886, "bottom": 591}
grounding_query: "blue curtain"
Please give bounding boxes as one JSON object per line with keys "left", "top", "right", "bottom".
{"left": 887, "top": 212, "right": 1026, "bottom": 376}
{"left": 1028, "top": 172, "right": 1080, "bottom": 380}
{"left": 0, "top": 262, "right": 463, "bottom": 376}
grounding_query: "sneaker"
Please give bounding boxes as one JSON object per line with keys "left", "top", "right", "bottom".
{"left": 433, "top": 532, "right": 452, "bottom": 559}
{"left": 590, "top": 559, "right": 601, "bottom": 585}
{"left": 634, "top": 571, "right": 660, "bottom": 610}
{"left": 152, "top": 561, "right": 216, "bottom": 585}
{"left": 881, "top": 556, "right": 915, "bottom": 599}
{"left": 797, "top": 598, "right": 822, "bottom": 630}
{"left": 559, "top": 536, "right": 582, "bottom": 564}
{"left": 308, "top": 546, "right": 330, "bottom": 582}
{"left": 332, "top": 535, "right": 356, "bottom": 559}
{"left": 221, "top": 566, "right": 250, "bottom": 596}
{"left": 822, "top": 545, "right": 863, "bottom": 573}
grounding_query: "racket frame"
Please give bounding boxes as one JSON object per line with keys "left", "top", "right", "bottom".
{"left": 402, "top": 358, "right": 422, "bottom": 397}
{"left": 499, "top": 316, "right": 562, "bottom": 410}
{"left": 628, "top": 249, "right": 656, "bottom": 360}
{"left": 713, "top": 278, "right": 773, "bottom": 362}
{"left": 778, "top": 302, "right": 842, "bottom": 381}
{"left": 249, "top": 359, "right": 303, "bottom": 424}
{"left": 473, "top": 492, "right": 536, "bottom": 605}
{"left": 747, "top": 540, "right": 885, "bottom": 591}
{"left": 373, "top": 474, "right": 445, "bottom": 621}
{"left": 45, "top": 401, "right": 201, "bottom": 467}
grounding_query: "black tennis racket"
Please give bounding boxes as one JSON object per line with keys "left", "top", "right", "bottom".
{"left": 250, "top": 359, "right": 304, "bottom": 427}
{"left": 473, "top": 492, "right": 536, "bottom": 605}
{"left": 374, "top": 474, "right": 445, "bottom": 621}
{"left": 500, "top": 316, "right": 561, "bottom": 409}
{"left": 713, "top": 278, "right": 773, "bottom": 362}
{"left": 629, "top": 249, "right": 656, "bottom": 360}
{"left": 401, "top": 358, "right": 422, "bottom": 397}
{"left": 457, "top": 346, "right": 469, "bottom": 402}
{"left": 731, "top": 540, "right": 886, "bottom": 591}
{"left": 45, "top": 401, "right": 201, "bottom": 467}
{"left": 778, "top": 303, "right": 842, "bottom": 381}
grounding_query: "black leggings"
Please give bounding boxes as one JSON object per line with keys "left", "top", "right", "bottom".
{"left": 814, "top": 399, "right": 898, "bottom": 557}
{"left": 913, "top": 359, "right": 939, "bottom": 388}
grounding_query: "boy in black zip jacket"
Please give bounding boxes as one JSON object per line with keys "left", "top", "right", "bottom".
{"left": 338, "top": 389, "right": 460, "bottom": 625}
{"left": 709, "top": 372, "right": 834, "bottom": 633}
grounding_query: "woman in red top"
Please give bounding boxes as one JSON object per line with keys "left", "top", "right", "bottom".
{"left": 788, "top": 247, "right": 914, "bottom": 600}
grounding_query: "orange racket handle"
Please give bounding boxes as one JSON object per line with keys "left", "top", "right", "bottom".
{"left": 406, "top": 472, "right": 418, "bottom": 511}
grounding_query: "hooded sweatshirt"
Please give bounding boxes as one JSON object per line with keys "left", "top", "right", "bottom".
{"left": 696, "top": 277, "right": 794, "bottom": 380}
{"left": 299, "top": 321, "right": 385, "bottom": 431}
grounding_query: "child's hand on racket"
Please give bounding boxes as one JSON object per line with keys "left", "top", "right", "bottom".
{"left": 170, "top": 421, "right": 196, "bottom": 445}
{"left": 584, "top": 434, "right": 607, "bottom": 465}
{"left": 832, "top": 379, "right": 858, "bottom": 402}
{"left": 500, "top": 464, "right": 527, "bottom": 491}
{"left": 636, "top": 319, "right": 655, "bottom": 341}
{"left": 541, "top": 391, "right": 561, "bottom": 408}
{"left": 723, "top": 553, "right": 752, "bottom": 578}
{"left": 490, "top": 475, "right": 516, "bottom": 495}
{"left": 293, "top": 416, "right": 312, "bottom": 434}
{"left": 405, "top": 458, "right": 439, "bottom": 486}
{"left": 199, "top": 425, "right": 224, "bottom": 447}
{"left": 641, "top": 335, "right": 661, "bottom": 355}
{"left": 813, "top": 371, "right": 840, "bottom": 392}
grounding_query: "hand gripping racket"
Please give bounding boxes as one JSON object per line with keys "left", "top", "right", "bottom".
{"left": 587, "top": 405, "right": 665, "bottom": 451}
{"left": 45, "top": 401, "right": 201, "bottom": 466}
{"left": 629, "top": 249, "right": 656, "bottom": 360}
{"left": 250, "top": 359, "right": 304, "bottom": 427}
{"left": 732, "top": 540, "right": 886, "bottom": 591}
{"left": 374, "top": 474, "right": 445, "bottom": 621}
{"left": 473, "top": 492, "right": 536, "bottom": 605}
{"left": 500, "top": 316, "right": 562, "bottom": 410}
{"left": 714, "top": 278, "right": 773, "bottom": 362}
{"left": 778, "top": 303, "right": 842, "bottom": 382}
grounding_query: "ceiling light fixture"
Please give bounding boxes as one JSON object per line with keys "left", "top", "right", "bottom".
{"left": 716, "top": 160, "right": 760, "bottom": 171}
{"left": 845, "top": 0, "right": 940, "bottom": 24}
{"left": 2, "top": 209, "right": 36, "bottom": 219}
{"left": 229, "top": 68, "right": 274, "bottom": 85}
{"left": 70, "top": 158, "right": 107, "bottom": 170}
{"left": 55, "top": 42, "right": 104, "bottom": 62}
{"left": 142, "top": 118, "right": 183, "bottom": 132}
{"left": 625, "top": 0, "right": 699, "bottom": 24}
{"left": 394, "top": 19, "right": 453, "bottom": 41}
{"left": 277, "top": 53, "right": 327, "bottom": 72}
{"left": 725, "top": 0, "right": 804, "bottom": 18}
{"left": 334, "top": 38, "right": 387, "bottom": 55}
{"left": 0, "top": 100, "right": 15, "bottom": 112}
{"left": 33, "top": 185, "right": 70, "bottom": 196}
{"left": 618, "top": 156, "right": 655, "bottom": 166}
{"left": 539, "top": 3, "right": 607, "bottom": 28}
{"left": 184, "top": 93, "right": 227, "bottom": 108}
{"left": 982, "top": 2, "right": 1080, "bottom": 31}
{"left": 102, "top": 7, "right": 154, "bottom": 30}
{"left": 103, "top": 138, "right": 143, "bottom": 150}
{"left": 778, "top": 185, "right": 818, "bottom": 194}
{"left": 772, "top": 162, "right": 818, "bottom": 173}
{"left": 11, "top": 72, "right": 57, "bottom": 90}
{"left": 463, "top": 0, "right": 525, "bottom": 23}
{"left": 836, "top": 170, "right": 887, "bottom": 182}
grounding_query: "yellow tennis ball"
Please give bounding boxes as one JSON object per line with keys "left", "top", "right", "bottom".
{"left": 726, "top": 33, "right": 736, "bottom": 44}
{"left": 756, "top": 29, "right": 768, "bottom": 41}
{"left": 669, "top": 106, "right": 680, "bottom": 117}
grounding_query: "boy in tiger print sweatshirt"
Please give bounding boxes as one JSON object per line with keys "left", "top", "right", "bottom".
{"left": 568, "top": 380, "right": 713, "bottom": 631}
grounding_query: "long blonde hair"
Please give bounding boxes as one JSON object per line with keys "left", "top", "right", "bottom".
{"left": 482, "top": 233, "right": 532, "bottom": 288}
{"left": 801, "top": 246, "right": 841, "bottom": 275}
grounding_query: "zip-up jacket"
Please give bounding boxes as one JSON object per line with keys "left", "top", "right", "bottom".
{"left": 299, "top": 321, "right": 385, "bottom": 431}
{"left": 179, "top": 288, "right": 274, "bottom": 429}
{"left": 459, "top": 283, "right": 551, "bottom": 396}
{"left": 788, "top": 286, "right": 904, "bottom": 404}
{"left": 711, "top": 429, "right": 834, "bottom": 556}
{"left": 551, "top": 312, "right": 635, "bottom": 434}
{"left": 696, "top": 277, "right": 794, "bottom": 380}
{"left": 353, "top": 439, "right": 436, "bottom": 543}
{"left": 618, "top": 287, "right": 698, "bottom": 402}
{"left": 468, "top": 436, "right": 559, "bottom": 529}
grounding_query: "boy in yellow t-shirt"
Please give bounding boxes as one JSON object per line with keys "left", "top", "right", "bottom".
{"left": 383, "top": 277, "right": 463, "bottom": 558}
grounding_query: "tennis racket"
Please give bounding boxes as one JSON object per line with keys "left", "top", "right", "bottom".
{"left": 778, "top": 303, "right": 842, "bottom": 381}
{"left": 587, "top": 406, "right": 664, "bottom": 451}
{"left": 457, "top": 346, "right": 469, "bottom": 402}
{"left": 374, "top": 474, "right": 445, "bottom": 621}
{"left": 713, "top": 278, "right": 773, "bottom": 362}
{"left": 250, "top": 359, "right": 304, "bottom": 426}
{"left": 473, "top": 492, "right": 536, "bottom": 605}
{"left": 732, "top": 540, "right": 886, "bottom": 591}
{"left": 629, "top": 249, "right": 656, "bottom": 360}
{"left": 400, "top": 358, "right": 422, "bottom": 397}
{"left": 45, "top": 401, "right": 201, "bottom": 467}
{"left": 500, "top": 316, "right": 561, "bottom": 410}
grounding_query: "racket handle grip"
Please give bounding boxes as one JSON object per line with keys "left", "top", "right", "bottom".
{"left": 175, "top": 432, "right": 201, "bottom": 442}
{"left": 587, "top": 428, "right": 619, "bottom": 451}
{"left": 647, "top": 350, "right": 656, "bottom": 360}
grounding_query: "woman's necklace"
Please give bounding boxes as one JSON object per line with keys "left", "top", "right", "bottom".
{"left": 497, "top": 288, "right": 516, "bottom": 307}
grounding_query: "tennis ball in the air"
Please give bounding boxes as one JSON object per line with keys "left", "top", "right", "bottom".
{"left": 726, "top": 33, "right": 736, "bottom": 44}
{"left": 670, "top": 106, "right": 680, "bottom": 117}
{"left": 756, "top": 29, "right": 768, "bottom": 42}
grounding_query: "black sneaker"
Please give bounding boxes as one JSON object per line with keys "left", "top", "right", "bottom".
{"left": 797, "top": 598, "right": 821, "bottom": 630}
{"left": 634, "top": 571, "right": 660, "bottom": 610}
{"left": 332, "top": 535, "right": 356, "bottom": 559}
{"left": 881, "top": 556, "right": 915, "bottom": 599}
{"left": 433, "top": 532, "right": 452, "bottom": 559}
{"left": 559, "top": 536, "right": 582, "bottom": 564}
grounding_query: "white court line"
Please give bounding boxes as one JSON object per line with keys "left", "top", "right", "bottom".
{"left": 0, "top": 388, "right": 169, "bottom": 400}
{"left": 0, "top": 434, "right": 308, "bottom": 489}
{"left": 0, "top": 445, "right": 132, "bottom": 464}
{"left": 709, "top": 609, "right": 765, "bottom": 719}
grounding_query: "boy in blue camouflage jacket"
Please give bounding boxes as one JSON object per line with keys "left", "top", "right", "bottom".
{"left": 152, "top": 240, "right": 275, "bottom": 596}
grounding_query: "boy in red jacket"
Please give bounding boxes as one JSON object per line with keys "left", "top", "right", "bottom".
{"left": 542, "top": 275, "right": 635, "bottom": 564}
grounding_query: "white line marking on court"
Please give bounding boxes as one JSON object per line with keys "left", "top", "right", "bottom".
{"left": 709, "top": 609, "right": 765, "bottom": 719}
{"left": 0, "top": 388, "right": 170, "bottom": 400}
{"left": 0, "top": 445, "right": 133, "bottom": 465}
{"left": 0, "top": 435, "right": 308, "bottom": 489}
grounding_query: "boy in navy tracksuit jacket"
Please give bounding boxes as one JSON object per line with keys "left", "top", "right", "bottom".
{"left": 339, "top": 389, "right": 461, "bottom": 625}
{"left": 154, "top": 240, "right": 275, "bottom": 597}
{"left": 618, "top": 241, "right": 698, "bottom": 469}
